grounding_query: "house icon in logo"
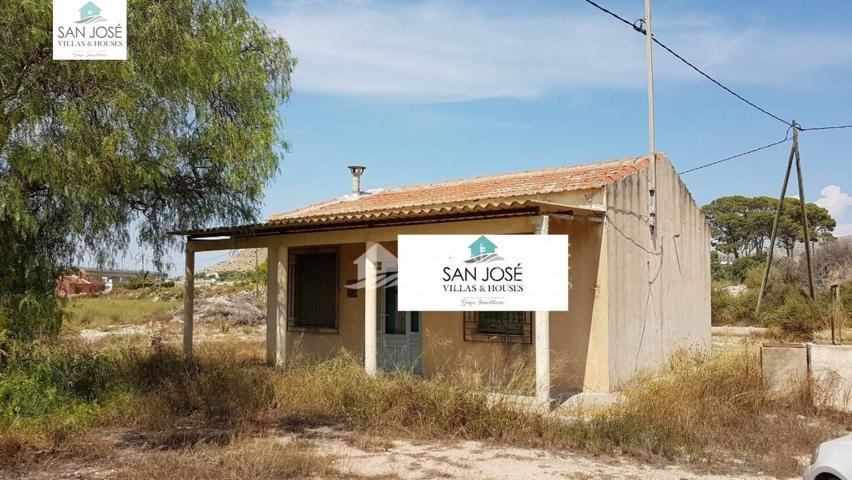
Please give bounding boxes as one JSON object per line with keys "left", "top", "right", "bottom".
{"left": 468, "top": 236, "right": 497, "bottom": 258}
{"left": 465, "top": 236, "right": 503, "bottom": 263}
{"left": 79, "top": 1, "right": 101, "bottom": 20}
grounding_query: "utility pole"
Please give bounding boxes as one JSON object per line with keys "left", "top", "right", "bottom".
{"left": 643, "top": 0, "right": 662, "bottom": 364}
{"left": 645, "top": 0, "right": 655, "bottom": 154}
{"left": 644, "top": 0, "right": 657, "bottom": 233}
{"left": 794, "top": 135, "right": 816, "bottom": 300}
{"left": 756, "top": 122, "right": 816, "bottom": 314}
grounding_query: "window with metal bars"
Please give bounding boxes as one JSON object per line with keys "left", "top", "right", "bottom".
{"left": 287, "top": 251, "right": 338, "bottom": 332}
{"left": 463, "top": 311, "right": 532, "bottom": 344}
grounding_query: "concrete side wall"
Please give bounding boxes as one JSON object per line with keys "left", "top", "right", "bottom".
{"left": 605, "top": 155, "right": 711, "bottom": 389}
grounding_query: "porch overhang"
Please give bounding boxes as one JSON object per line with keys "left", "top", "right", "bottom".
{"left": 171, "top": 198, "right": 605, "bottom": 242}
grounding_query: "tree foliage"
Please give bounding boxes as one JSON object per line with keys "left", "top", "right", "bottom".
{"left": 702, "top": 195, "right": 835, "bottom": 260}
{"left": 0, "top": 0, "right": 295, "bottom": 337}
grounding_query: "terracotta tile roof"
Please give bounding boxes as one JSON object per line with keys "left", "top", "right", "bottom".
{"left": 268, "top": 155, "right": 651, "bottom": 224}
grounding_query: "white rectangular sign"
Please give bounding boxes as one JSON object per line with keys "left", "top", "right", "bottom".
{"left": 398, "top": 234, "right": 569, "bottom": 311}
{"left": 54, "top": 0, "right": 127, "bottom": 60}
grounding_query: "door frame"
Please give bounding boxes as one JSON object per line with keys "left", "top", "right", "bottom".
{"left": 377, "top": 277, "right": 422, "bottom": 374}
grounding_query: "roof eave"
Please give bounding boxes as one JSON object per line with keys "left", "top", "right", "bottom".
{"left": 171, "top": 199, "right": 605, "bottom": 239}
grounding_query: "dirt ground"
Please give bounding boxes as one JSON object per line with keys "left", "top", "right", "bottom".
{"left": 4, "top": 425, "right": 794, "bottom": 480}
{"left": 299, "top": 426, "right": 791, "bottom": 480}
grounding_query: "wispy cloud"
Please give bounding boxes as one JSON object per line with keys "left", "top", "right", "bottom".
{"left": 262, "top": 1, "right": 852, "bottom": 101}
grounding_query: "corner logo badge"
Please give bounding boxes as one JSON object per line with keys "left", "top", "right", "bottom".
{"left": 77, "top": 1, "right": 106, "bottom": 23}
{"left": 53, "top": 0, "right": 127, "bottom": 60}
{"left": 465, "top": 235, "right": 504, "bottom": 264}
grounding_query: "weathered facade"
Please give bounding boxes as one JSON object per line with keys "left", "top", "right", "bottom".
{"left": 178, "top": 154, "right": 710, "bottom": 401}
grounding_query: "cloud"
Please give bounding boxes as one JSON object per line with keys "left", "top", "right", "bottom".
{"left": 835, "top": 223, "right": 852, "bottom": 238}
{"left": 262, "top": 1, "right": 852, "bottom": 101}
{"left": 816, "top": 185, "right": 852, "bottom": 221}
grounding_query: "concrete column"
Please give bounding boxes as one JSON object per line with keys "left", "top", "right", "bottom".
{"left": 183, "top": 247, "right": 195, "bottom": 357}
{"left": 535, "top": 215, "right": 551, "bottom": 405}
{"left": 364, "top": 240, "right": 378, "bottom": 375}
{"left": 266, "top": 246, "right": 288, "bottom": 367}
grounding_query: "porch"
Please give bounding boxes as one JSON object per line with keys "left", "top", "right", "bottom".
{"left": 180, "top": 204, "right": 608, "bottom": 405}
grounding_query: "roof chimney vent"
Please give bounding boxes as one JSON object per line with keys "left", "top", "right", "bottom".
{"left": 347, "top": 165, "right": 366, "bottom": 196}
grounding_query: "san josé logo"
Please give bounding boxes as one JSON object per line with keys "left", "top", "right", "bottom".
{"left": 442, "top": 236, "right": 524, "bottom": 297}
{"left": 53, "top": 0, "right": 127, "bottom": 60}
{"left": 77, "top": 1, "right": 107, "bottom": 23}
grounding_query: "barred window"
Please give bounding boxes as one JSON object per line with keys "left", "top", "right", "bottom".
{"left": 463, "top": 311, "right": 532, "bottom": 344}
{"left": 288, "top": 251, "right": 338, "bottom": 332}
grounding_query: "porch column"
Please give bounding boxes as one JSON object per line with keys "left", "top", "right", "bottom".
{"left": 266, "top": 246, "right": 288, "bottom": 367}
{"left": 535, "top": 215, "right": 551, "bottom": 405}
{"left": 183, "top": 246, "right": 195, "bottom": 357}
{"left": 364, "top": 240, "right": 378, "bottom": 375}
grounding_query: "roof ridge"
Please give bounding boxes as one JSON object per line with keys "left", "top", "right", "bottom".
{"left": 364, "top": 155, "right": 651, "bottom": 195}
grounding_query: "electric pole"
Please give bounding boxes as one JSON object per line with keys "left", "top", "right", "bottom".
{"left": 756, "top": 122, "right": 816, "bottom": 314}
{"left": 644, "top": 0, "right": 657, "bottom": 233}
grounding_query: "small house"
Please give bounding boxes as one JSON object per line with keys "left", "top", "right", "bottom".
{"left": 79, "top": 1, "right": 101, "bottom": 20}
{"left": 469, "top": 235, "right": 497, "bottom": 258}
{"left": 177, "top": 154, "right": 710, "bottom": 402}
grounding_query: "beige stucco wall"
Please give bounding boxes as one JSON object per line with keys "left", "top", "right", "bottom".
{"left": 274, "top": 211, "right": 608, "bottom": 392}
{"left": 605, "top": 154, "right": 711, "bottom": 389}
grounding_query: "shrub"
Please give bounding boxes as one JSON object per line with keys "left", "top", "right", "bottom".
{"left": 711, "top": 288, "right": 756, "bottom": 326}
{"left": 728, "top": 256, "right": 764, "bottom": 283}
{"left": 762, "top": 291, "right": 829, "bottom": 339}
{"left": 0, "top": 340, "right": 118, "bottom": 440}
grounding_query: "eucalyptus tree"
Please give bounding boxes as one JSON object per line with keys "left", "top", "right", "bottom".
{"left": 0, "top": 0, "right": 295, "bottom": 337}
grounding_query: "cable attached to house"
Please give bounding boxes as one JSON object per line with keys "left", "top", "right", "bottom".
{"left": 678, "top": 129, "right": 793, "bottom": 174}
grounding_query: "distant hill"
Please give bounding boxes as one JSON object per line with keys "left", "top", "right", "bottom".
{"left": 203, "top": 248, "right": 267, "bottom": 272}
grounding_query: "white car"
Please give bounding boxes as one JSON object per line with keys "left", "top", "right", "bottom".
{"left": 804, "top": 434, "right": 852, "bottom": 480}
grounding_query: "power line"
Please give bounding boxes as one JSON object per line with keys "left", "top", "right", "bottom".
{"left": 678, "top": 131, "right": 792, "bottom": 175}
{"left": 582, "top": 0, "right": 635, "bottom": 28}
{"left": 799, "top": 124, "right": 852, "bottom": 132}
{"left": 583, "top": 0, "right": 793, "bottom": 127}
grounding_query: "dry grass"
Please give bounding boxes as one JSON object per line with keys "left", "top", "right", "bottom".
{"left": 562, "top": 347, "right": 848, "bottom": 475}
{"left": 2, "top": 338, "right": 849, "bottom": 478}
{"left": 64, "top": 297, "right": 179, "bottom": 330}
{"left": 117, "top": 437, "right": 339, "bottom": 480}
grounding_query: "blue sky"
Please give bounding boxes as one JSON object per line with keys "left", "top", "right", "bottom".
{"left": 167, "top": 0, "right": 852, "bottom": 272}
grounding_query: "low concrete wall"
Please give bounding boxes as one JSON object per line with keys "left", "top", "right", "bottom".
{"left": 761, "top": 343, "right": 852, "bottom": 413}
{"left": 761, "top": 343, "right": 808, "bottom": 403}
{"left": 809, "top": 344, "right": 852, "bottom": 413}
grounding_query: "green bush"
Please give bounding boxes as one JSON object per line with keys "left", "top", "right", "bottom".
{"left": 0, "top": 340, "right": 118, "bottom": 440}
{"left": 711, "top": 289, "right": 756, "bottom": 326}
{"left": 763, "top": 294, "right": 828, "bottom": 339}
{"left": 727, "top": 256, "right": 764, "bottom": 283}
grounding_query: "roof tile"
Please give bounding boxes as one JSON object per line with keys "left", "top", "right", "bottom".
{"left": 269, "top": 155, "right": 651, "bottom": 222}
